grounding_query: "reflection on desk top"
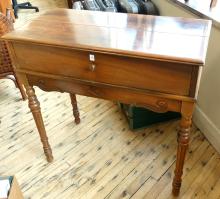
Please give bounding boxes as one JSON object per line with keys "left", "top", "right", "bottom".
{"left": 3, "top": 9, "right": 212, "bottom": 65}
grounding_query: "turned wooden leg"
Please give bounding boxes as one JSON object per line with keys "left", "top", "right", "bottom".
{"left": 5, "top": 74, "right": 26, "bottom": 100}
{"left": 26, "top": 86, "right": 53, "bottom": 162}
{"left": 70, "top": 93, "right": 80, "bottom": 124}
{"left": 172, "top": 101, "right": 194, "bottom": 196}
{"left": 14, "top": 74, "right": 27, "bottom": 100}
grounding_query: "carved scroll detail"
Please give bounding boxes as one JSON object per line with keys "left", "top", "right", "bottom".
{"left": 135, "top": 99, "right": 169, "bottom": 113}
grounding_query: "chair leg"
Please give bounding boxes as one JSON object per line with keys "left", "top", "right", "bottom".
{"left": 67, "top": 0, "right": 73, "bottom": 8}
{"left": 69, "top": 93, "right": 80, "bottom": 124}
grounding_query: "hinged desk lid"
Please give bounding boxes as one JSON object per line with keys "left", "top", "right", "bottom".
{"left": 3, "top": 9, "right": 212, "bottom": 65}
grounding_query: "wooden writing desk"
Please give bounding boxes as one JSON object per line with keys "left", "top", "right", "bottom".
{"left": 3, "top": 9, "right": 211, "bottom": 196}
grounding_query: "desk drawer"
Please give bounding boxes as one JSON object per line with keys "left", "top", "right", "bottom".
{"left": 14, "top": 43, "right": 193, "bottom": 96}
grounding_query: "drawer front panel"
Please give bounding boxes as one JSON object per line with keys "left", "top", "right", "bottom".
{"left": 13, "top": 43, "right": 192, "bottom": 96}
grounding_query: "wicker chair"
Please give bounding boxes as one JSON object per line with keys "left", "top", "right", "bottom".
{"left": 0, "top": 11, "right": 26, "bottom": 100}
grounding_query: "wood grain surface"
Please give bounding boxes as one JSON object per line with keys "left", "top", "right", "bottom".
{"left": 12, "top": 43, "right": 193, "bottom": 96}
{"left": 3, "top": 9, "right": 211, "bottom": 64}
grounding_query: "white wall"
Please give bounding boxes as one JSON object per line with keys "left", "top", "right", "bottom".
{"left": 152, "top": 0, "right": 220, "bottom": 153}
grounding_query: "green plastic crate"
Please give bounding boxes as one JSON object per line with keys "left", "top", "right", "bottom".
{"left": 119, "top": 103, "right": 181, "bottom": 130}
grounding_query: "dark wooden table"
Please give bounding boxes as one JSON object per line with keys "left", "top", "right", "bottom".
{"left": 3, "top": 9, "right": 211, "bottom": 196}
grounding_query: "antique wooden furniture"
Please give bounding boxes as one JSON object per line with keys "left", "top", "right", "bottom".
{"left": 0, "top": 12, "right": 26, "bottom": 100}
{"left": 3, "top": 9, "right": 211, "bottom": 196}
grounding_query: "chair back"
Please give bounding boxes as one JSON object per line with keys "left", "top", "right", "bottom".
{"left": 0, "top": 11, "right": 14, "bottom": 75}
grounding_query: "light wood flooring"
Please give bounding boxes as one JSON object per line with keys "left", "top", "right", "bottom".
{"left": 1, "top": 0, "right": 220, "bottom": 198}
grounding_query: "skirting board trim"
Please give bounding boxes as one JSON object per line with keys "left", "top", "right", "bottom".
{"left": 193, "top": 105, "right": 220, "bottom": 154}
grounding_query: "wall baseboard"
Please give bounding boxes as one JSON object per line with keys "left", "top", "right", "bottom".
{"left": 193, "top": 105, "right": 220, "bottom": 154}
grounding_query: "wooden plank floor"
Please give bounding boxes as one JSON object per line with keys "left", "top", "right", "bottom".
{"left": 1, "top": 1, "right": 220, "bottom": 198}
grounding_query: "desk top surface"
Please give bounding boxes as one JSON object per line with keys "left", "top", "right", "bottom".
{"left": 3, "top": 9, "right": 211, "bottom": 65}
